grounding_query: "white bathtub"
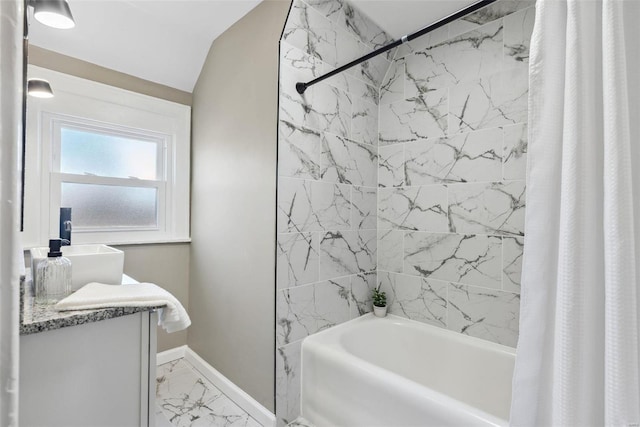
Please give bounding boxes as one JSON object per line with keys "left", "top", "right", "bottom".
{"left": 301, "top": 314, "right": 515, "bottom": 427}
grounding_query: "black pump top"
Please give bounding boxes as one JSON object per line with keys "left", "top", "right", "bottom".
{"left": 48, "top": 238, "right": 69, "bottom": 257}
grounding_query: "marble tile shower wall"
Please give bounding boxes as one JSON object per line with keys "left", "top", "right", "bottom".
{"left": 377, "top": 2, "right": 534, "bottom": 348}
{"left": 276, "top": 0, "right": 392, "bottom": 425}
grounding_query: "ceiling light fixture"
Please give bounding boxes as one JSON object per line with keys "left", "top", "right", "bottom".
{"left": 30, "top": 0, "right": 76, "bottom": 30}
{"left": 27, "top": 79, "right": 54, "bottom": 98}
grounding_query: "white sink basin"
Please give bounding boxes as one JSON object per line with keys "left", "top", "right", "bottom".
{"left": 31, "top": 244, "right": 124, "bottom": 291}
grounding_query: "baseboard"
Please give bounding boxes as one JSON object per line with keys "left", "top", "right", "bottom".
{"left": 156, "top": 345, "right": 187, "bottom": 365}
{"left": 157, "top": 345, "right": 275, "bottom": 427}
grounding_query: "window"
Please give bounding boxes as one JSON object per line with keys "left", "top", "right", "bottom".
{"left": 24, "top": 66, "right": 190, "bottom": 247}
{"left": 54, "top": 122, "right": 165, "bottom": 232}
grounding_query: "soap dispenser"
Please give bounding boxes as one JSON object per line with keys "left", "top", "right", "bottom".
{"left": 35, "top": 239, "right": 72, "bottom": 304}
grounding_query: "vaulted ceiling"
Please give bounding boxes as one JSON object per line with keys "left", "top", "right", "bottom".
{"left": 28, "top": 0, "right": 262, "bottom": 92}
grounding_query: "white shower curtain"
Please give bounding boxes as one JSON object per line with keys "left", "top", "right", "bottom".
{"left": 510, "top": 0, "right": 640, "bottom": 425}
{"left": 0, "top": 0, "right": 23, "bottom": 426}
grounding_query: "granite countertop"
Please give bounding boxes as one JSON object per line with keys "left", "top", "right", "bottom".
{"left": 20, "top": 273, "right": 162, "bottom": 336}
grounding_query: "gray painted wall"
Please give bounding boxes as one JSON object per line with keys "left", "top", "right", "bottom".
{"left": 115, "top": 243, "right": 190, "bottom": 352}
{"left": 188, "top": 0, "right": 290, "bottom": 412}
{"left": 29, "top": 46, "right": 192, "bottom": 105}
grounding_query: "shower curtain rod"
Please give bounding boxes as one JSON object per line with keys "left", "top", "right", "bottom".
{"left": 295, "top": 0, "right": 497, "bottom": 94}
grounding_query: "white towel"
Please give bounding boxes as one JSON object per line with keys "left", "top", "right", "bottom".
{"left": 55, "top": 282, "right": 191, "bottom": 333}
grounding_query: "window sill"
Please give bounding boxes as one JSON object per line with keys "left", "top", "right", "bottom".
{"left": 22, "top": 238, "right": 191, "bottom": 250}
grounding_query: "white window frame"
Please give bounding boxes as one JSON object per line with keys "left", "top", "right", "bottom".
{"left": 51, "top": 116, "right": 168, "bottom": 234}
{"left": 24, "top": 66, "right": 191, "bottom": 248}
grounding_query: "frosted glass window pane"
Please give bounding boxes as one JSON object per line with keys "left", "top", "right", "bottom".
{"left": 61, "top": 183, "right": 157, "bottom": 228}
{"left": 60, "top": 127, "right": 159, "bottom": 180}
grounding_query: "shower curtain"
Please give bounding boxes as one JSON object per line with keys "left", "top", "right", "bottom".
{"left": 0, "top": 0, "right": 23, "bottom": 425}
{"left": 510, "top": 0, "right": 640, "bottom": 425}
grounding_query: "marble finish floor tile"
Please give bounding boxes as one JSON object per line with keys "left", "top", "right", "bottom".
{"left": 156, "top": 359, "right": 261, "bottom": 427}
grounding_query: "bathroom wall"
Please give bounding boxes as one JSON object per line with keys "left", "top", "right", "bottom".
{"left": 116, "top": 243, "right": 189, "bottom": 351}
{"left": 29, "top": 46, "right": 191, "bottom": 105}
{"left": 26, "top": 50, "right": 191, "bottom": 352}
{"left": 376, "top": 1, "right": 534, "bottom": 347}
{"left": 188, "top": 0, "right": 290, "bottom": 412}
{"left": 276, "top": 0, "right": 392, "bottom": 424}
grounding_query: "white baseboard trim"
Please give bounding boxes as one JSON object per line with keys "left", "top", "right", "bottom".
{"left": 156, "top": 345, "right": 187, "bottom": 365}
{"left": 157, "top": 345, "right": 275, "bottom": 427}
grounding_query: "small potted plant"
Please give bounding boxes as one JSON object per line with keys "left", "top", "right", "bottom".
{"left": 372, "top": 287, "right": 387, "bottom": 318}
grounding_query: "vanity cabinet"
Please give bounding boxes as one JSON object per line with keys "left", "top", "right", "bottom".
{"left": 20, "top": 310, "right": 157, "bottom": 427}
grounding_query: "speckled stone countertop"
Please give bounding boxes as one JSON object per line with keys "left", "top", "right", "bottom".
{"left": 20, "top": 273, "right": 162, "bottom": 336}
